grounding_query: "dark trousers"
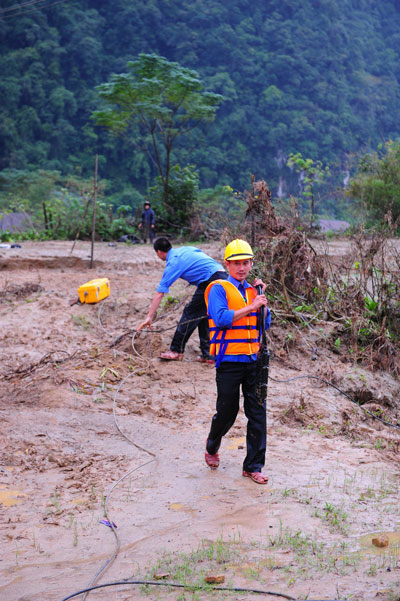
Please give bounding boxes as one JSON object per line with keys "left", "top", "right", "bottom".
{"left": 206, "top": 361, "right": 266, "bottom": 473}
{"left": 170, "top": 271, "right": 227, "bottom": 357}
{"left": 142, "top": 224, "right": 155, "bottom": 243}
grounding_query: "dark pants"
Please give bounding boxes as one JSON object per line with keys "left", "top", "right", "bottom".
{"left": 170, "top": 270, "right": 227, "bottom": 358}
{"left": 142, "top": 224, "right": 155, "bottom": 243}
{"left": 206, "top": 361, "right": 266, "bottom": 473}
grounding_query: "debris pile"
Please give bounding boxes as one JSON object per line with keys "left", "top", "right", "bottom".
{"left": 239, "top": 176, "right": 326, "bottom": 304}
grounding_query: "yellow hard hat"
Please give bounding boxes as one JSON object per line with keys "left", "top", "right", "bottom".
{"left": 224, "top": 239, "right": 254, "bottom": 261}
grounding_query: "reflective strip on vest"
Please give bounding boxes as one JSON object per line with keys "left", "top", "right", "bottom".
{"left": 204, "top": 279, "right": 260, "bottom": 359}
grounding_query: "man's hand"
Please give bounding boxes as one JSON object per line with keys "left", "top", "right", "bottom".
{"left": 232, "top": 286, "right": 267, "bottom": 323}
{"left": 253, "top": 277, "right": 266, "bottom": 293}
{"left": 137, "top": 316, "right": 152, "bottom": 332}
{"left": 251, "top": 294, "right": 268, "bottom": 310}
{"left": 251, "top": 278, "right": 267, "bottom": 310}
{"left": 137, "top": 291, "right": 164, "bottom": 332}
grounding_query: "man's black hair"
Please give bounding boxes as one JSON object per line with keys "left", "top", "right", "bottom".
{"left": 153, "top": 237, "right": 172, "bottom": 252}
{"left": 144, "top": 201, "right": 151, "bottom": 207}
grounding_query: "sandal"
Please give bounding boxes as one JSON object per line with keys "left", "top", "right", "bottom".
{"left": 205, "top": 450, "right": 220, "bottom": 469}
{"left": 242, "top": 470, "right": 269, "bottom": 485}
{"left": 159, "top": 350, "right": 184, "bottom": 361}
{"left": 196, "top": 356, "right": 214, "bottom": 365}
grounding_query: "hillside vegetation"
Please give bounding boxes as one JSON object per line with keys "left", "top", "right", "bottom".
{"left": 1, "top": 0, "right": 400, "bottom": 208}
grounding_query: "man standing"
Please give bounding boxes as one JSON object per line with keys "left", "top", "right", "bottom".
{"left": 137, "top": 237, "right": 227, "bottom": 362}
{"left": 138, "top": 201, "right": 155, "bottom": 243}
{"left": 204, "top": 239, "right": 271, "bottom": 484}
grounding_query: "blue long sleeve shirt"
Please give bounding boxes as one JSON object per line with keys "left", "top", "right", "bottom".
{"left": 157, "top": 246, "right": 225, "bottom": 294}
{"left": 141, "top": 208, "right": 155, "bottom": 225}
{"left": 207, "top": 275, "right": 271, "bottom": 363}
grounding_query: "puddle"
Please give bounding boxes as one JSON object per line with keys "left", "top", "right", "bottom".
{"left": 358, "top": 531, "right": 400, "bottom": 553}
{"left": 0, "top": 489, "right": 28, "bottom": 507}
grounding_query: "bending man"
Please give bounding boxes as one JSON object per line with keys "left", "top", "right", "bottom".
{"left": 204, "top": 239, "right": 271, "bottom": 484}
{"left": 138, "top": 237, "right": 227, "bottom": 362}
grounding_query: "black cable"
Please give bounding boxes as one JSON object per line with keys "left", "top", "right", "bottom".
{"left": 115, "top": 320, "right": 400, "bottom": 433}
{"left": 80, "top": 372, "right": 156, "bottom": 600}
{"left": 115, "top": 320, "right": 400, "bottom": 432}
{"left": 109, "top": 316, "right": 209, "bottom": 347}
{"left": 60, "top": 578, "right": 300, "bottom": 601}
{"left": 269, "top": 374, "right": 400, "bottom": 432}
{"left": 67, "top": 307, "right": 396, "bottom": 601}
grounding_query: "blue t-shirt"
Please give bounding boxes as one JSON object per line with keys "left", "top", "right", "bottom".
{"left": 156, "top": 247, "right": 224, "bottom": 294}
{"left": 207, "top": 275, "right": 271, "bottom": 363}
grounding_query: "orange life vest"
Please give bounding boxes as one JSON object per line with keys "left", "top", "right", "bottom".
{"left": 204, "top": 279, "right": 260, "bottom": 359}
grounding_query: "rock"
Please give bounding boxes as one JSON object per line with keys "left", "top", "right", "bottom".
{"left": 204, "top": 575, "right": 225, "bottom": 584}
{"left": 372, "top": 535, "right": 389, "bottom": 548}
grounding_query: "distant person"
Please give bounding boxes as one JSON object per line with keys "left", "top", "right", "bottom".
{"left": 137, "top": 237, "right": 227, "bottom": 363}
{"left": 138, "top": 201, "right": 155, "bottom": 243}
{"left": 204, "top": 239, "right": 271, "bottom": 484}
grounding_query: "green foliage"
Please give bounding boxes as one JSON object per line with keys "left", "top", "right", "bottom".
{"left": 92, "top": 53, "right": 222, "bottom": 208}
{"left": 1, "top": 0, "right": 400, "bottom": 223}
{"left": 325, "top": 229, "right": 400, "bottom": 375}
{"left": 0, "top": 169, "right": 135, "bottom": 241}
{"left": 198, "top": 184, "right": 244, "bottom": 222}
{"left": 286, "top": 152, "right": 330, "bottom": 226}
{"left": 106, "top": 186, "right": 144, "bottom": 214}
{"left": 148, "top": 164, "right": 199, "bottom": 233}
{"left": 347, "top": 141, "right": 400, "bottom": 228}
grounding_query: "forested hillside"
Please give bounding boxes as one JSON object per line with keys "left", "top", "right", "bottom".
{"left": 1, "top": 0, "right": 400, "bottom": 204}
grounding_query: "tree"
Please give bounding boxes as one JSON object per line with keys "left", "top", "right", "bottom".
{"left": 286, "top": 152, "right": 330, "bottom": 227}
{"left": 148, "top": 164, "right": 199, "bottom": 234}
{"left": 347, "top": 140, "right": 400, "bottom": 227}
{"left": 92, "top": 53, "right": 223, "bottom": 208}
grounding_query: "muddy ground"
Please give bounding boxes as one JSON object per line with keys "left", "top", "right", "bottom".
{"left": 0, "top": 240, "right": 399, "bottom": 601}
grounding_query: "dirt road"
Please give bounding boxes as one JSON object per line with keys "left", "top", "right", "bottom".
{"left": 1, "top": 241, "right": 399, "bottom": 601}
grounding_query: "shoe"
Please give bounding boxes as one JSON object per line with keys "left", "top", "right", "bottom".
{"left": 242, "top": 470, "right": 269, "bottom": 485}
{"left": 196, "top": 356, "right": 214, "bottom": 365}
{"left": 205, "top": 450, "right": 220, "bottom": 469}
{"left": 159, "top": 350, "right": 184, "bottom": 361}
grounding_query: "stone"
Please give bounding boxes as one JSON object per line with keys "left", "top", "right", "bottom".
{"left": 372, "top": 535, "right": 389, "bottom": 548}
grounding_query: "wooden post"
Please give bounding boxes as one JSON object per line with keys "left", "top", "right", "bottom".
{"left": 90, "top": 154, "right": 98, "bottom": 269}
{"left": 70, "top": 192, "right": 92, "bottom": 255}
{"left": 42, "top": 201, "right": 48, "bottom": 231}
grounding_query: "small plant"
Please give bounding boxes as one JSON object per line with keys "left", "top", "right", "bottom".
{"left": 71, "top": 314, "right": 91, "bottom": 330}
{"left": 322, "top": 502, "right": 348, "bottom": 534}
{"left": 50, "top": 491, "right": 61, "bottom": 512}
{"left": 100, "top": 366, "right": 120, "bottom": 380}
{"left": 162, "top": 295, "right": 179, "bottom": 309}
